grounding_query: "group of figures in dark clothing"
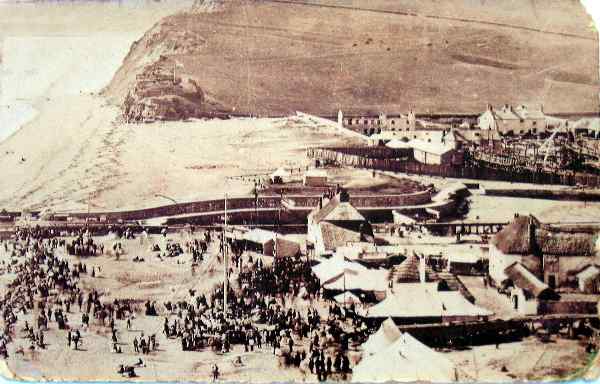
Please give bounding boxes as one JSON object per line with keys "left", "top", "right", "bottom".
{"left": 0, "top": 227, "right": 136, "bottom": 364}
{"left": 158, "top": 240, "right": 359, "bottom": 381}
{"left": 0, "top": 225, "right": 368, "bottom": 381}
{"left": 66, "top": 234, "right": 104, "bottom": 257}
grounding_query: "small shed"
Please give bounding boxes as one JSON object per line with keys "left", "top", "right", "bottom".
{"left": 303, "top": 169, "right": 328, "bottom": 187}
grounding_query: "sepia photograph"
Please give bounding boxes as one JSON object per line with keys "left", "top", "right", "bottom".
{"left": 0, "top": 0, "right": 600, "bottom": 381}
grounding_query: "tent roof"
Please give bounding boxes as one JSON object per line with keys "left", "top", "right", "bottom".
{"left": 361, "top": 318, "right": 401, "bottom": 356}
{"left": 364, "top": 284, "right": 492, "bottom": 319}
{"left": 352, "top": 332, "right": 457, "bottom": 382}
{"left": 243, "top": 228, "right": 277, "bottom": 244}
{"left": 324, "top": 268, "right": 389, "bottom": 292}
{"left": 334, "top": 291, "right": 362, "bottom": 305}
{"left": 271, "top": 167, "right": 289, "bottom": 178}
{"left": 311, "top": 256, "right": 367, "bottom": 285}
{"left": 393, "top": 254, "right": 438, "bottom": 283}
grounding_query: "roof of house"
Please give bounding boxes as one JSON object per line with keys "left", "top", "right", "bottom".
{"left": 411, "top": 138, "right": 455, "bottom": 156}
{"left": 491, "top": 214, "right": 599, "bottom": 256}
{"left": 455, "top": 128, "right": 502, "bottom": 142}
{"left": 311, "top": 196, "right": 365, "bottom": 224}
{"left": 484, "top": 105, "right": 546, "bottom": 122}
{"left": 319, "top": 222, "right": 364, "bottom": 251}
{"left": 504, "top": 262, "right": 552, "bottom": 299}
{"left": 536, "top": 230, "right": 597, "bottom": 256}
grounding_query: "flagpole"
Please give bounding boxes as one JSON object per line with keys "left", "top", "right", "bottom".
{"left": 223, "top": 193, "right": 228, "bottom": 315}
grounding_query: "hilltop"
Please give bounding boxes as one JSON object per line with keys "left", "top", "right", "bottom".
{"left": 104, "top": 0, "right": 598, "bottom": 122}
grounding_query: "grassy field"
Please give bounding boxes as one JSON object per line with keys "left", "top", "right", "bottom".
{"left": 105, "top": 0, "right": 598, "bottom": 117}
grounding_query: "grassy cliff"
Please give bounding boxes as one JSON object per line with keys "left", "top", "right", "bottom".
{"left": 104, "top": 0, "right": 599, "bottom": 121}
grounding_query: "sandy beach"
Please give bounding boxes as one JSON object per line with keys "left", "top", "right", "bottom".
{"left": 0, "top": 94, "right": 351, "bottom": 212}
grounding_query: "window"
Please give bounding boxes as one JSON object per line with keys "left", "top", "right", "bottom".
{"left": 532, "top": 121, "right": 537, "bottom": 126}
{"left": 519, "top": 119, "right": 524, "bottom": 123}
{"left": 391, "top": 120, "right": 395, "bottom": 125}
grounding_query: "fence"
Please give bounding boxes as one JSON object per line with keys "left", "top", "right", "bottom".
{"left": 307, "top": 147, "right": 600, "bottom": 187}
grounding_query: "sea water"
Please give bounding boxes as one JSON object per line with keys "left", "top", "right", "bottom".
{"left": 0, "top": 0, "right": 193, "bottom": 144}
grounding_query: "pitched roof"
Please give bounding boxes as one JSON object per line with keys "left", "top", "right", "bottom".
{"left": 504, "top": 262, "right": 552, "bottom": 299}
{"left": 410, "top": 138, "right": 455, "bottom": 156}
{"left": 492, "top": 215, "right": 599, "bottom": 256}
{"left": 334, "top": 291, "right": 362, "bottom": 305}
{"left": 311, "top": 256, "right": 367, "bottom": 284}
{"left": 363, "top": 284, "right": 492, "bottom": 319}
{"left": 319, "top": 222, "right": 364, "bottom": 251}
{"left": 536, "top": 230, "right": 597, "bottom": 256}
{"left": 243, "top": 228, "right": 276, "bottom": 244}
{"left": 311, "top": 195, "right": 365, "bottom": 224}
{"left": 353, "top": 332, "right": 457, "bottom": 383}
{"left": 361, "top": 318, "right": 402, "bottom": 356}
{"left": 324, "top": 268, "right": 389, "bottom": 292}
{"left": 491, "top": 215, "right": 539, "bottom": 255}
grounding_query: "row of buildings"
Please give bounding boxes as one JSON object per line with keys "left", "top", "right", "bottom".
{"left": 337, "top": 103, "right": 548, "bottom": 139}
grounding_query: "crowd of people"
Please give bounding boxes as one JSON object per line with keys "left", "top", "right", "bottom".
{"left": 0, "top": 225, "right": 371, "bottom": 381}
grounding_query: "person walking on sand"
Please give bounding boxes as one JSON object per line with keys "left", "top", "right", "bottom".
{"left": 212, "top": 364, "right": 219, "bottom": 381}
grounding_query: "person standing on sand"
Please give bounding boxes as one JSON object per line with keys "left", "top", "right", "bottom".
{"left": 212, "top": 364, "right": 219, "bottom": 381}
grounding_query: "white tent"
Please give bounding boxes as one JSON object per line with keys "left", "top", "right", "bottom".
{"left": 311, "top": 256, "right": 367, "bottom": 285}
{"left": 323, "top": 268, "right": 389, "bottom": 292}
{"left": 352, "top": 332, "right": 458, "bottom": 382}
{"left": 334, "top": 291, "right": 362, "bottom": 305}
{"left": 243, "top": 228, "right": 276, "bottom": 244}
{"left": 361, "top": 318, "right": 400, "bottom": 356}
{"left": 362, "top": 283, "right": 492, "bottom": 320}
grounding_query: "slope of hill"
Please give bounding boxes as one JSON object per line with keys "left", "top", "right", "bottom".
{"left": 104, "top": 0, "right": 599, "bottom": 121}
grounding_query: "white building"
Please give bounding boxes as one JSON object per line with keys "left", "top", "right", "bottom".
{"left": 477, "top": 104, "right": 547, "bottom": 136}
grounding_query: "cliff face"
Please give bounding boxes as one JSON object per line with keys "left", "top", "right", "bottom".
{"left": 105, "top": 0, "right": 599, "bottom": 122}
{"left": 105, "top": 11, "right": 230, "bottom": 122}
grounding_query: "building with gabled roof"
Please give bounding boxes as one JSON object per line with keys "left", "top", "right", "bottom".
{"left": 489, "top": 214, "right": 600, "bottom": 292}
{"left": 477, "top": 104, "right": 547, "bottom": 136}
{"left": 307, "top": 192, "right": 374, "bottom": 257}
